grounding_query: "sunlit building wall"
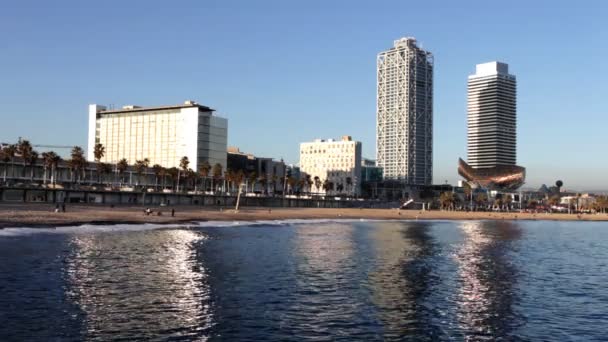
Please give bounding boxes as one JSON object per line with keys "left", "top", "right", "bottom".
{"left": 87, "top": 101, "right": 227, "bottom": 171}
{"left": 299, "top": 136, "right": 362, "bottom": 195}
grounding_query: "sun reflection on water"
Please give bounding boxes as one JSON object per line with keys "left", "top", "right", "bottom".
{"left": 64, "top": 229, "right": 213, "bottom": 340}
{"left": 455, "top": 221, "right": 523, "bottom": 339}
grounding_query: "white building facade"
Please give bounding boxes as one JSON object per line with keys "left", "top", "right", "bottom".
{"left": 376, "top": 37, "right": 433, "bottom": 184}
{"left": 467, "top": 62, "right": 517, "bottom": 169}
{"left": 87, "top": 101, "right": 228, "bottom": 171}
{"left": 299, "top": 136, "right": 362, "bottom": 196}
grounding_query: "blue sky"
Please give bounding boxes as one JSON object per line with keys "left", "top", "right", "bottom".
{"left": 1, "top": 0, "right": 607, "bottom": 191}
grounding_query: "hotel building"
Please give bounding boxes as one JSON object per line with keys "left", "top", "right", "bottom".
{"left": 87, "top": 100, "right": 227, "bottom": 171}
{"left": 376, "top": 37, "right": 433, "bottom": 184}
{"left": 299, "top": 136, "right": 362, "bottom": 195}
{"left": 467, "top": 62, "right": 517, "bottom": 168}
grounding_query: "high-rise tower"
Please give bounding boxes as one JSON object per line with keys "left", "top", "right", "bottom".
{"left": 458, "top": 62, "right": 525, "bottom": 190}
{"left": 467, "top": 61, "right": 516, "bottom": 168}
{"left": 376, "top": 37, "right": 433, "bottom": 184}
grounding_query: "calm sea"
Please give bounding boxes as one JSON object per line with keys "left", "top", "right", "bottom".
{"left": 1, "top": 219, "right": 607, "bottom": 341}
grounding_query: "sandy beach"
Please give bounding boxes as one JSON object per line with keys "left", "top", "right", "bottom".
{"left": 1, "top": 203, "right": 607, "bottom": 228}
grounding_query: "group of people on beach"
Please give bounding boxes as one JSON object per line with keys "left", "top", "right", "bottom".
{"left": 144, "top": 207, "right": 175, "bottom": 217}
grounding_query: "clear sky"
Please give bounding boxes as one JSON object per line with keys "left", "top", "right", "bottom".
{"left": 1, "top": 0, "right": 607, "bottom": 191}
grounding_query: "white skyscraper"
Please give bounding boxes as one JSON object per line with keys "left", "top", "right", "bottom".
{"left": 467, "top": 62, "right": 517, "bottom": 168}
{"left": 376, "top": 37, "right": 433, "bottom": 184}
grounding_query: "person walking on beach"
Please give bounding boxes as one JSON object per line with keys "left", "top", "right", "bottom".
{"left": 61, "top": 203, "right": 66, "bottom": 213}
{"left": 171, "top": 208, "right": 175, "bottom": 217}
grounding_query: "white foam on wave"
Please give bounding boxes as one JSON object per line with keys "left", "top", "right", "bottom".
{"left": 0, "top": 218, "right": 416, "bottom": 237}
{"left": 0, "top": 222, "right": 186, "bottom": 237}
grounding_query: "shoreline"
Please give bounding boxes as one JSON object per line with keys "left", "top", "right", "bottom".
{"left": 1, "top": 203, "right": 607, "bottom": 229}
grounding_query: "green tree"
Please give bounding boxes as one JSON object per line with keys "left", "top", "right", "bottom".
{"left": 3, "top": 144, "right": 17, "bottom": 180}
{"left": 212, "top": 163, "right": 223, "bottom": 193}
{"left": 313, "top": 176, "right": 321, "bottom": 193}
{"left": 99, "top": 162, "right": 112, "bottom": 185}
{"left": 17, "top": 139, "right": 34, "bottom": 179}
{"left": 199, "top": 161, "right": 211, "bottom": 192}
{"left": 41, "top": 151, "right": 59, "bottom": 185}
{"left": 27, "top": 151, "right": 38, "bottom": 181}
{"left": 346, "top": 176, "right": 353, "bottom": 195}
{"left": 152, "top": 164, "right": 163, "bottom": 191}
{"left": 475, "top": 192, "right": 488, "bottom": 209}
{"left": 247, "top": 171, "right": 257, "bottom": 193}
{"left": 178, "top": 156, "right": 190, "bottom": 192}
{"left": 116, "top": 158, "right": 129, "bottom": 186}
{"left": 548, "top": 195, "right": 561, "bottom": 207}
{"left": 69, "top": 146, "right": 86, "bottom": 184}
{"left": 439, "top": 191, "right": 457, "bottom": 210}
{"left": 287, "top": 176, "right": 297, "bottom": 194}
{"left": 306, "top": 174, "right": 313, "bottom": 194}
{"left": 93, "top": 143, "right": 105, "bottom": 183}
{"left": 258, "top": 174, "right": 268, "bottom": 195}
{"left": 167, "top": 167, "right": 179, "bottom": 191}
{"left": 134, "top": 159, "right": 147, "bottom": 187}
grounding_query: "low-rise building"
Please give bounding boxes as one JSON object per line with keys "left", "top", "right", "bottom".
{"left": 299, "top": 136, "right": 362, "bottom": 196}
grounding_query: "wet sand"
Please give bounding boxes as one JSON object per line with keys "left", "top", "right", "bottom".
{"left": 0, "top": 203, "right": 607, "bottom": 228}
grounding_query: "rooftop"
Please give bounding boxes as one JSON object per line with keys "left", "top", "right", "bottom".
{"left": 97, "top": 100, "right": 215, "bottom": 114}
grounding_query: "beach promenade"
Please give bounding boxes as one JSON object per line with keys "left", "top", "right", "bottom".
{"left": 1, "top": 203, "right": 607, "bottom": 228}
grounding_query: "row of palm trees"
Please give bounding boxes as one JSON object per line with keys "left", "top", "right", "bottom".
{"left": 1, "top": 140, "right": 357, "bottom": 196}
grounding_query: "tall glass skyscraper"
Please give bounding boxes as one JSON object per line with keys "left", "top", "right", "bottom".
{"left": 376, "top": 37, "right": 433, "bottom": 184}
{"left": 467, "top": 62, "right": 517, "bottom": 168}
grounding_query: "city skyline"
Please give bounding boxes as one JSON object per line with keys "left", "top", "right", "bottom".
{"left": 1, "top": 1, "right": 607, "bottom": 190}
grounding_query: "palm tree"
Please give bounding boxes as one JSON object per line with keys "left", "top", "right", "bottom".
{"left": 271, "top": 174, "right": 279, "bottom": 195}
{"left": 463, "top": 182, "right": 472, "bottom": 208}
{"left": 287, "top": 176, "right": 297, "bottom": 194}
{"left": 199, "top": 161, "right": 211, "bottom": 192}
{"left": 297, "top": 178, "right": 306, "bottom": 196}
{"left": 212, "top": 163, "right": 223, "bottom": 193}
{"left": 548, "top": 195, "right": 561, "bottom": 207}
{"left": 247, "top": 171, "right": 257, "bottom": 193}
{"left": 94, "top": 143, "right": 105, "bottom": 183}
{"left": 69, "top": 146, "right": 86, "bottom": 184}
{"left": 41, "top": 151, "right": 58, "bottom": 185}
{"left": 167, "top": 167, "right": 179, "bottom": 191}
{"left": 439, "top": 192, "right": 456, "bottom": 210}
{"left": 159, "top": 166, "right": 168, "bottom": 190}
{"left": 235, "top": 170, "right": 245, "bottom": 193}
{"left": 116, "top": 158, "right": 129, "bottom": 186}
{"left": 178, "top": 156, "right": 190, "bottom": 192}
{"left": 306, "top": 175, "right": 313, "bottom": 195}
{"left": 224, "top": 169, "right": 234, "bottom": 193}
{"left": 313, "top": 176, "right": 321, "bottom": 193}
{"left": 322, "top": 179, "right": 331, "bottom": 194}
{"left": 0, "top": 146, "right": 9, "bottom": 183}
{"left": 134, "top": 160, "right": 147, "bottom": 187}
{"left": 186, "top": 168, "right": 197, "bottom": 192}
{"left": 3, "top": 144, "right": 17, "bottom": 180}
{"left": 17, "top": 139, "right": 34, "bottom": 179}
{"left": 100, "top": 163, "right": 112, "bottom": 185}
{"left": 475, "top": 192, "right": 488, "bottom": 209}
{"left": 505, "top": 194, "right": 513, "bottom": 210}
{"left": 27, "top": 151, "right": 38, "bottom": 181}
{"left": 345, "top": 177, "right": 353, "bottom": 195}
{"left": 152, "top": 164, "right": 163, "bottom": 191}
